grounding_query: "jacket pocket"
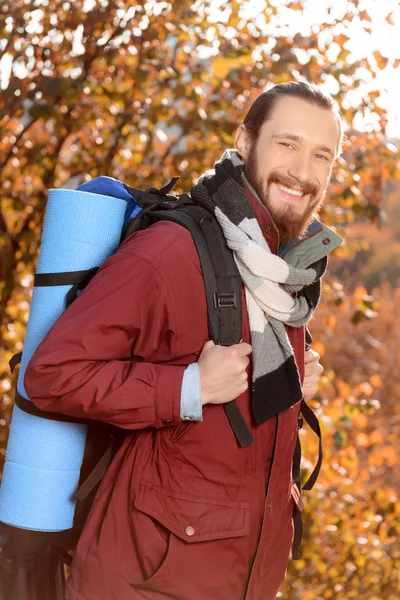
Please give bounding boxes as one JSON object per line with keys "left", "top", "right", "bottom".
{"left": 129, "top": 481, "right": 252, "bottom": 591}
{"left": 171, "top": 420, "right": 196, "bottom": 442}
{"left": 135, "top": 481, "right": 251, "bottom": 543}
{"left": 129, "top": 480, "right": 251, "bottom": 598}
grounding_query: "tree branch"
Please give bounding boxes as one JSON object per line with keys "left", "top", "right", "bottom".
{"left": 0, "top": 117, "right": 39, "bottom": 171}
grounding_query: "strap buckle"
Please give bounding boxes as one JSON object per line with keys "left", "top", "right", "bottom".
{"left": 213, "top": 292, "right": 237, "bottom": 309}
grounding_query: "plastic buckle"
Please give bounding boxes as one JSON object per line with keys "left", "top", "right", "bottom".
{"left": 159, "top": 200, "right": 179, "bottom": 209}
{"left": 214, "top": 292, "right": 237, "bottom": 309}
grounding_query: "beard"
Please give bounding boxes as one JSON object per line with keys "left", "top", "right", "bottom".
{"left": 243, "top": 145, "right": 326, "bottom": 244}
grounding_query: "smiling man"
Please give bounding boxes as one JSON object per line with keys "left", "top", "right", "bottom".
{"left": 25, "top": 81, "right": 343, "bottom": 600}
{"left": 238, "top": 85, "right": 341, "bottom": 245}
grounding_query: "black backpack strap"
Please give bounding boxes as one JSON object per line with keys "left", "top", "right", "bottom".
{"left": 123, "top": 179, "right": 181, "bottom": 206}
{"left": 301, "top": 399, "right": 322, "bottom": 490}
{"left": 9, "top": 269, "right": 100, "bottom": 377}
{"left": 9, "top": 352, "right": 23, "bottom": 374}
{"left": 224, "top": 402, "right": 254, "bottom": 447}
{"left": 74, "top": 434, "right": 117, "bottom": 503}
{"left": 151, "top": 204, "right": 242, "bottom": 345}
{"left": 291, "top": 399, "right": 323, "bottom": 559}
{"left": 15, "top": 390, "right": 117, "bottom": 507}
{"left": 149, "top": 204, "right": 254, "bottom": 448}
{"left": 120, "top": 192, "right": 190, "bottom": 244}
{"left": 14, "top": 391, "right": 86, "bottom": 425}
{"left": 291, "top": 418, "right": 303, "bottom": 560}
{"left": 149, "top": 177, "right": 180, "bottom": 196}
{"left": 34, "top": 268, "right": 100, "bottom": 308}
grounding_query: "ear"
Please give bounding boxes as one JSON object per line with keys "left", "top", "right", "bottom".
{"left": 235, "top": 125, "right": 252, "bottom": 161}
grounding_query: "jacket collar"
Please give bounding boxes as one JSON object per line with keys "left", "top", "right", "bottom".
{"left": 243, "top": 177, "right": 279, "bottom": 254}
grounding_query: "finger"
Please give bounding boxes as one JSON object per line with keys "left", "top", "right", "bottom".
{"left": 202, "top": 340, "right": 215, "bottom": 351}
{"left": 304, "top": 371, "right": 321, "bottom": 383}
{"left": 302, "top": 376, "right": 320, "bottom": 388}
{"left": 236, "top": 342, "right": 252, "bottom": 357}
{"left": 305, "top": 349, "right": 320, "bottom": 364}
{"left": 236, "top": 356, "right": 250, "bottom": 371}
{"left": 302, "top": 386, "right": 317, "bottom": 401}
{"left": 305, "top": 362, "right": 324, "bottom": 377}
{"left": 241, "top": 356, "right": 250, "bottom": 369}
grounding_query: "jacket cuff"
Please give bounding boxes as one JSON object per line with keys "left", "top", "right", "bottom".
{"left": 180, "top": 363, "right": 203, "bottom": 421}
{"left": 155, "top": 365, "right": 186, "bottom": 428}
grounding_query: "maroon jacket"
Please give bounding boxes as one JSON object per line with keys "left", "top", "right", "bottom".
{"left": 25, "top": 190, "right": 306, "bottom": 600}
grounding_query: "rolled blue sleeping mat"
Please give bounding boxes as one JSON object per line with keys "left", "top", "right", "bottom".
{"left": 0, "top": 188, "right": 127, "bottom": 531}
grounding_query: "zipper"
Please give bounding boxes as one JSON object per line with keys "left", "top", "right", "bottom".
{"left": 245, "top": 417, "right": 279, "bottom": 598}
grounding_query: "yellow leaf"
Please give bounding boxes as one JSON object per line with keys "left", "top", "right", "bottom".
{"left": 373, "top": 50, "right": 389, "bottom": 70}
{"left": 370, "top": 374, "right": 382, "bottom": 388}
{"left": 311, "top": 340, "right": 325, "bottom": 358}
{"left": 211, "top": 55, "right": 253, "bottom": 79}
{"left": 369, "top": 430, "right": 384, "bottom": 445}
{"left": 359, "top": 10, "right": 372, "bottom": 22}
{"left": 287, "top": 1, "right": 303, "bottom": 9}
{"left": 381, "top": 446, "right": 396, "bottom": 466}
{"left": 337, "top": 379, "right": 351, "bottom": 398}
{"left": 369, "top": 449, "right": 383, "bottom": 467}
{"left": 368, "top": 90, "right": 380, "bottom": 101}
{"left": 334, "top": 34, "right": 350, "bottom": 45}
{"left": 324, "top": 315, "right": 336, "bottom": 329}
{"left": 353, "top": 413, "right": 368, "bottom": 429}
{"left": 354, "top": 382, "right": 373, "bottom": 397}
{"left": 353, "top": 286, "right": 368, "bottom": 301}
{"left": 385, "top": 12, "right": 394, "bottom": 25}
{"left": 356, "top": 432, "right": 369, "bottom": 447}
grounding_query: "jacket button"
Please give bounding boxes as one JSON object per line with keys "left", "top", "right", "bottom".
{"left": 162, "top": 418, "right": 173, "bottom": 425}
{"left": 185, "top": 526, "right": 195, "bottom": 536}
{"left": 322, "top": 238, "right": 331, "bottom": 245}
{"left": 265, "top": 225, "right": 272, "bottom": 233}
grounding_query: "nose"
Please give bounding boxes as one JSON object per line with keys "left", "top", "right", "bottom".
{"left": 287, "top": 152, "right": 313, "bottom": 183}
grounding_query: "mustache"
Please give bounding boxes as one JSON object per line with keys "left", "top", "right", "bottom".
{"left": 268, "top": 173, "right": 319, "bottom": 198}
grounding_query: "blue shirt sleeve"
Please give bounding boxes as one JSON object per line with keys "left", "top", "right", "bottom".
{"left": 180, "top": 363, "right": 203, "bottom": 422}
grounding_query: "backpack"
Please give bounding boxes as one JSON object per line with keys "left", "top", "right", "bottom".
{"left": 7, "top": 178, "right": 321, "bottom": 590}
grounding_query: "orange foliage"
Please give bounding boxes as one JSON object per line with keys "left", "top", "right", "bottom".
{"left": 281, "top": 282, "right": 400, "bottom": 599}
{"left": 1, "top": 1, "right": 400, "bottom": 598}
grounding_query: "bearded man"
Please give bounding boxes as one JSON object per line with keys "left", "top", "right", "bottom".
{"left": 25, "top": 81, "right": 343, "bottom": 600}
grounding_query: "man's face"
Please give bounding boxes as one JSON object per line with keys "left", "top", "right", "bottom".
{"left": 237, "top": 96, "right": 341, "bottom": 243}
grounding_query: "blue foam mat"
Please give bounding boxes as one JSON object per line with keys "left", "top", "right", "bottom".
{"left": 0, "top": 189, "right": 127, "bottom": 531}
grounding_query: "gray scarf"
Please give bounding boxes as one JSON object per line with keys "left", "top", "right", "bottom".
{"left": 191, "top": 149, "right": 325, "bottom": 424}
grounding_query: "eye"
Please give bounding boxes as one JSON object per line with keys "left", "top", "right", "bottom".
{"left": 315, "top": 153, "right": 329, "bottom": 161}
{"left": 279, "top": 142, "right": 295, "bottom": 149}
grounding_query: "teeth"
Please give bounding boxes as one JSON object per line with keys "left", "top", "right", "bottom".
{"left": 277, "top": 184, "right": 304, "bottom": 197}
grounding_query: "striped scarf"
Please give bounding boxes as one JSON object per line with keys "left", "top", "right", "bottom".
{"left": 191, "top": 149, "right": 324, "bottom": 424}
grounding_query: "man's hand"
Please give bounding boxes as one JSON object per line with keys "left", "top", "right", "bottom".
{"left": 198, "top": 340, "right": 252, "bottom": 406}
{"left": 302, "top": 348, "right": 324, "bottom": 401}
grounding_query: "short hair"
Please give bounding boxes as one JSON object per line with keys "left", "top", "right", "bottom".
{"left": 243, "top": 81, "right": 343, "bottom": 155}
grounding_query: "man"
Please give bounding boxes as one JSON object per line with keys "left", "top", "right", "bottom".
{"left": 25, "top": 81, "right": 343, "bottom": 600}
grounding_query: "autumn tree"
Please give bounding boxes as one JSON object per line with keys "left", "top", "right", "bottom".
{"left": 281, "top": 283, "right": 400, "bottom": 600}
{"left": 1, "top": 0, "right": 400, "bottom": 597}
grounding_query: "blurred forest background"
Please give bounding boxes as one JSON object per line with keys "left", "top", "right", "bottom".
{"left": 1, "top": 1, "right": 400, "bottom": 599}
